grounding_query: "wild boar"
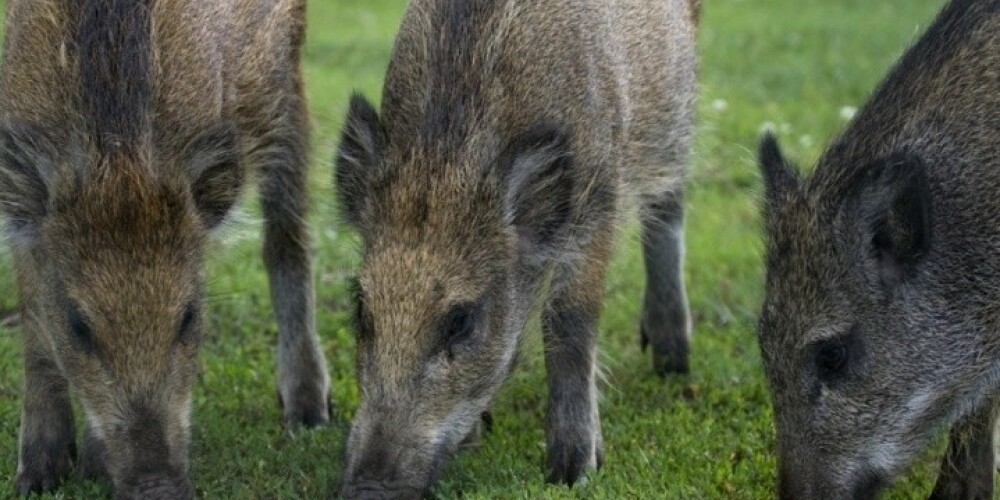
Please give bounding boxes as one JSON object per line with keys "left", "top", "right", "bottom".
{"left": 335, "top": 0, "right": 699, "bottom": 496}
{"left": 0, "top": 0, "right": 330, "bottom": 497}
{"left": 757, "top": 0, "right": 1000, "bottom": 497}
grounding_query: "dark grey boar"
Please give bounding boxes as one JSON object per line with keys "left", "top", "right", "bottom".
{"left": 335, "top": 0, "right": 699, "bottom": 496}
{"left": 757, "top": 0, "right": 1000, "bottom": 498}
{"left": 0, "top": 0, "right": 330, "bottom": 497}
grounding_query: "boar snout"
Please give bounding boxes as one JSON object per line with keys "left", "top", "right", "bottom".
{"left": 117, "top": 473, "right": 193, "bottom": 500}
{"left": 341, "top": 446, "right": 434, "bottom": 500}
{"left": 342, "top": 423, "right": 445, "bottom": 500}
{"left": 777, "top": 456, "right": 884, "bottom": 500}
{"left": 341, "top": 481, "right": 425, "bottom": 500}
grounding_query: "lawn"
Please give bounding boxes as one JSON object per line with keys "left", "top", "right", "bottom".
{"left": 0, "top": 0, "right": 962, "bottom": 498}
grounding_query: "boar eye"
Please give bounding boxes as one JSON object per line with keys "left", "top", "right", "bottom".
{"left": 816, "top": 342, "right": 847, "bottom": 376}
{"left": 67, "top": 305, "right": 96, "bottom": 352}
{"left": 349, "top": 277, "right": 373, "bottom": 340}
{"left": 813, "top": 331, "right": 861, "bottom": 383}
{"left": 442, "top": 304, "right": 477, "bottom": 357}
{"left": 177, "top": 303, "right": 198, "bottom": 341}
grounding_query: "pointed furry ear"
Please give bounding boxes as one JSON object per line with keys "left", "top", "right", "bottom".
{"left": 759, "top": 133, "right": 800, "bottom": 201}
{"left": 0, "top": 122, "right": 56, "bottom": 241}
{"left": 846, "top": 153, "right": 932, "bottom": 288}
{"left": 503, "top": 125, "right": 575, "bottom": 254}
{"left": 335, "top": 93, "right": 386, "bottom": 228}
{"left": 185, "top": 122, "right": 243, "bottom": 229}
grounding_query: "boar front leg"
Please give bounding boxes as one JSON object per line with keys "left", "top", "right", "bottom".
{"left": 77, "top": 420, "right": 110, "bottom": 485}
{"left": 929, "top": 394, "right": 999, "bottom": 500}
{"left": 254, "top": 71, "right": 331, "bottom": 428}
{"left": 15, "top": 315, "right": 76, "bottom": 496}
{"left": 542, "top": 233, "right": 612, "bottom": 485}
{"left": 640, "top": 189, "right": 691, "bottom": 375}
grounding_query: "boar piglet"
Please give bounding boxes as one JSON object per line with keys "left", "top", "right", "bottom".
{"left": 0, "top": 0, "right": 330, "bottom": 497}
{"left": 335, "top": 0, "right": 699, "bottom": 496}
{"left": 758, "top": 0, "right": 1000, "bottom": 498}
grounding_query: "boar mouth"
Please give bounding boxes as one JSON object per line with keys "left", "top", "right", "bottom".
{"left": 117, "top": 473, "right": 193, "bottom": 500}
{"left": 340, "top": 480, "right": 427, "bottom": 500}
{"left": 778, "top": 470, "right": 884, "bottom": 500}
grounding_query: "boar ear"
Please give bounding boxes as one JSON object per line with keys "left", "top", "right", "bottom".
{"left": 336, "top": 94, "right": 386, "bottom": 228}
{"left": 851, "top": 153, "right": 932, "bottom": 287}
{"left": 758, "top": 133, "right": 800, "bottom": 201}
{"left": 185, "top": 122, "right": 243, "bottom": 229}
{"left": 0, "top": 123, "right": 56, "bottom": 242}
{"left": 503, "top": 125, "right": 575, "bottom": 254}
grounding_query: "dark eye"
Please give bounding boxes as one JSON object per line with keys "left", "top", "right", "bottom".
{"left": 349, "top": 278, "right": 373, "bottom": 340}
{"left": 813, "top": 330, "right": 862, "bottom": 384}
{"left": 67, "top": 305, "right": 95, "bottom": 352}
{"left": 816, "top": 342, "right": 847, "bottom": 377}
{"left": 442, "top": 304, "right": 477, "bottom": 357}
{"left": 178, "top": 303, "right": 199, "bottom": 341}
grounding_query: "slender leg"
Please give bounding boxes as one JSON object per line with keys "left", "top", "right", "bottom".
{"left": 255, "top": 75, "right": 330, "bottom": 427}
{"left": 929, "top": 395, "right": 999, "bottom": 500}
{"left": 542, "top": 232, "right": 612, "bottom": 485}
{"left": 458, "top": 412, "right": 493, "bottom": 451}
{"left": 640, "top": 189, "right": 692, "bottom": 375}
{"left": 16, "top": 316, "right": 76, "bottom": 496}
{"left": 78, "top": 420, "right": 110, "bottom": 484}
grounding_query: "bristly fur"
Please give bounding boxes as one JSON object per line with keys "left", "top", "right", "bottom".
{"left": 336, "top": 0, "right": 698, "bottom": 496}
{"left": 0, "top": 0, "right": 331, "bottom": 497}
{"left": 419, "top": 0, "right": 501, "bottom": 149}
{"left": 75, "top": 0, "right": 153, "bottom": 156}
{"left": 758, "top": 0, "right": 1000, "bottom": 497}
{"left": 812, "top": 0, "right": 997, "bottom": 196}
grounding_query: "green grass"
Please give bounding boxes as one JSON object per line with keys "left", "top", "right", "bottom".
{"left": 0, "top": 0, "right": 962, "bottom": 498}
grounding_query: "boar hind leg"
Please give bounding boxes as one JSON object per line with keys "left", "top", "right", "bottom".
{"left": 255, "top": 74, "right": 330, "bottom": 428}
{"left": 16, "top": 327, "right": 76, "bottom": 496}
{"left": 929, "top": 395, "right": 999, "bottom": 500}
{"left": 640, "top": 189, "right": 691, "bottom": 375}
{"left": 542, "top": 233, "right": 612, "bottom": 485}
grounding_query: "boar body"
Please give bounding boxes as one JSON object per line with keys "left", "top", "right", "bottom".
{"left": 0, "top": 0, "right": 330, "bottom": 497}
{"left": 337, "top": 0, "right": 698, "bottom": 496}
{"left": 758, "top": 0, "right": 1000, "bottom": 497}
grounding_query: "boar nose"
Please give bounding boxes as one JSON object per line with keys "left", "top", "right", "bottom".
{"left": 850, "top": 472, "right": 884, "bottom": 500}
{"left": 341, "top": 481, "right": 423, "bottom": 500}
{"left": 117, "top": 473, "right": 193, "bottom": 500}
{"left": 349, "top": 444, "right": 397, "bottom": 484}
{"left": 777, "top": 459, "right": 808, "bottom": 500}
{"left": 343, "top": 446, "right": 426, "bottom": 500}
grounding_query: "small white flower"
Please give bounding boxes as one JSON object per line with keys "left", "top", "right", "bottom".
{"left": 711, "top": 99, "right": 728, "bottom": 112}
{"left": 779, "top": 123, "right": 791, "bottom": 134}
{"left": 799, "top": 135, "right": 814, "bottom": 148}
{"left": 840, "top": 106, "right": 858, "bottom": 121}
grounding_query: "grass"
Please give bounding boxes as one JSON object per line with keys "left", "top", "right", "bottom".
{"left": 0, "top": 0, "right": 963, "bottom": 498}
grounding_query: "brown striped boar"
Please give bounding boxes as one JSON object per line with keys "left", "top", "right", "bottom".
{"left": 335, "top": 0, "right": 699, "bottom": 496}
{"left": 0, "top": 0, "right": 330, "bottom": 497}
{"left": 757, "top": 0, "right": 1000, "bottom": 498}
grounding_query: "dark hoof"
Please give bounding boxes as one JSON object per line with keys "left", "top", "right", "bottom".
{"left": 641, "top": 324, "right": 690, "bottom": 376}
{"left": 16, "top": 438, "right": 76, "bottom": 496}
{"left": 278, "top": 388, "right": 332, "bottom": 428}
{"left": 653, "top": 350, "right": 689, "bottom": 375}
{"left": 545, "top": 436, "right": 601, "bottom": 486}
{"left": 16, "top": 470, "right": 62, "bottom": 497}
{"left": 78, "top": 430, "right": 110, "bottom": 484}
